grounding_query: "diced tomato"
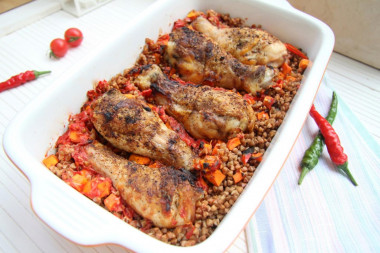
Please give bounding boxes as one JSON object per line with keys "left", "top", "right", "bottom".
{"left": 140, "top": 89, "right": 152, "bottom": 98}
{"left": 95, "top": 80, "right": 109, "bottom": 94}
{"left": 167, "top": 116, "right": 197, "bottom": 148}
{"left": 184, "top": 224, "right": 195, "bottom": 239}
{"left": 173, "top": 19, "right": 187, "bottom": 30}
{"left": 119, "top": 81, "right": 135, "bottom": 93}
{"left": 56, "top": 130, "right": 71, "bottom": 146}
{"left": 196, "top": 174, "right": 209, "bottom": 191}
{"left": 156, "top": 34, "right": 169, "bottom": 46}
{"left": 71, "top": 145, "right": 92, "bottom": 170}
{"left": 241, "top": 153, "right": 252, "bottom": 165}
{"left": 263, "top": 96, "right": 275, "bottom": 110}
{"left": 272, "top": 79, "right": 283, "bottom": 89}
{"left": 84, "top": 177, "right": 112, "bottom": 199}
{"left": 243, "top": 94, "right": 256, "bottom": 104}
{"left": 141, "top": 220, "right": 153, "bottom": 232}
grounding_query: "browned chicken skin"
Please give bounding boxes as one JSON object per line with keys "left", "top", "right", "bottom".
{"left": 90, "top": 88, "right": 197, "bottom": 170}
{"left": 84, "top": 142, "right": 203, "bottom": 228}
{"left": 192, "top": 17, "right": 287, "bottom": 67}
{"left": 165, "top": 27, "right": 275, "bottom": 94}
{"left": 133, "top": 64, "right": 255, "bottom": 140}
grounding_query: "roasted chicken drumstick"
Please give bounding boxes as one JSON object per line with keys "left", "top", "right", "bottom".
{"left": 192, "top": 17, "right": 287, "bottom": 67}
{"left": 165, "top": 27, "right": 274, "bottom": 94}
{"left": 84, "top": 142, "right": 203, "bottom": 228}
{"left": 90, "top": 88, "right": 197, "bottom": 170}
{"left": 133, "top": 64, "right": 255, "bottom": 140}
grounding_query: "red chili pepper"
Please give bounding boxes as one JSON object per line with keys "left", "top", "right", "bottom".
{"left": 309, "top": 105, "right": 358, "bottom": 186}
{"left": 0, "top": 70, "right": 51, "bottom": 93}
{"left": 284, "top": 43, "right": 308, "bottom": 59}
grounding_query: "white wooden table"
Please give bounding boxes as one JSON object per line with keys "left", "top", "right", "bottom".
{"left": 0, "top": 1, "right": 379, "bottom": 252}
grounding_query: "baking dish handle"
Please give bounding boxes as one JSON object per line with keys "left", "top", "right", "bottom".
{"left": 29, "top": 172, "right": 123, "bottom": 246}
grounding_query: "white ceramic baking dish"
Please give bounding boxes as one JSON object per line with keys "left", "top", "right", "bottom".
{"left": 3, "top": 0, "right": 334, "bottom": 252}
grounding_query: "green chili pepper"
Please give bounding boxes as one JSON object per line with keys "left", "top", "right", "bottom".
{"left": 298, "top": 91, "right": 338, "bottom": 185}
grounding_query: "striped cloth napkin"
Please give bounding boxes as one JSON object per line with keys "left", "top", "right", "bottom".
{"left": 246, "top": 76, "right": 380, "bottom": 253}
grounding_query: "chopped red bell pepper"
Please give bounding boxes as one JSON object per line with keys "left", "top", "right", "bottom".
{"left": 285, "top": 43, "right": 308, "bottom": 59}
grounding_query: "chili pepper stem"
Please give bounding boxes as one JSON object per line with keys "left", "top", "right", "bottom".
{"left": 33, "top": 70, "right": 51, "bottom": 78}
{"left": 338, "top": 162, "right": 358, "bottom": 186}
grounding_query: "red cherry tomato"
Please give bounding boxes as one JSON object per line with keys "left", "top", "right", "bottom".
{"left": 64, "top": 28, "right": 83, "bottom": 47}
{"left": 50, "top": 38, "right": 69, "bottom": 58}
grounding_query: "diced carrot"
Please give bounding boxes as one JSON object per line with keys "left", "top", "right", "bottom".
{"left": 104, "top": 193, "right": 123, "bottom": 212}
{"left": 43, "top": 154, "right": 59, "bottom": 168}
{"left": 211, "top": 140, "right": 223, "bottom": 155}
{"left": 69, "top": 131, "right": 81, "bottom": 143}
{"left": 252, "top": 152, "right": 263, "bottom": 162}
{"left": 148, "top": 162, "right": 161, "bottom": 168}
{"left": 227, "top": 137, "right": 241, "bottom": 150}
{"left": 281, "top": 62, "right": 292, "bottom": 75}
{"left": 202, "top": 143, "right": 212, "bottom": 155}
{"left": 97, "top": 180, "right": 111, "bottom": 198}
{"left": 257, "top": 111, "right": 269, "bottom": 120}
{"left": 286, "top": 75, "right": 296, "bottom": 82}
{"left": 67, "top": 174, "right": 88, "bottom": 192}
{"left": 82, "top": 181, "right": 92, "bottom": 195}
{"left": 233, "top": 171, "right": 244, "bottom": 184}
{"left": 186, "top": 10, "right": 200, "bottom": 20}
{"left": 204, "top": 169, "right": 226, "bottom": 186}
{"left": 299, "top": 58, "right": 310, "bottom": 70}
{"left": 129, "top": 154, "right": 151, "bottom": 165}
